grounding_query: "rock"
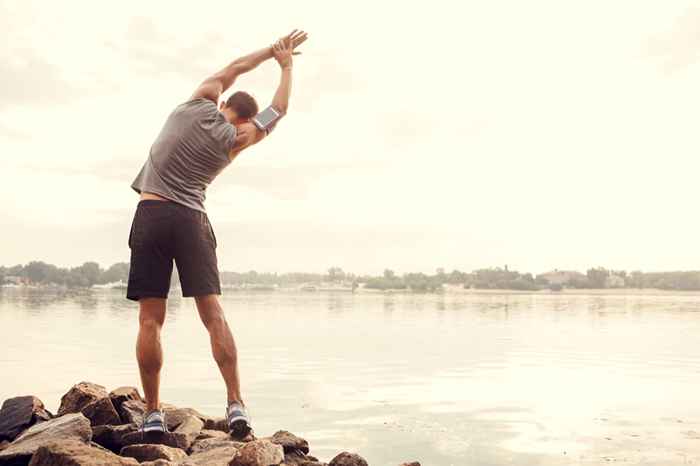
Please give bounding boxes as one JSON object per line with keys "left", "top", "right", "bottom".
{"left": 122, "top": 414, "right": 202, "bottom": 452}
{"left": 196, "top": 429, "right": 230, "bottom": 442}
{"left": 109, "top": 386, "right": 143, "bottom": 415}
{"left": 283, "top": 450, "right": 313, "bottom": 466}
{"left": 118, "top": 399, "right": 147, "bottom": 425}
{"left": 269, "top": 430, "right": 309, "bottom": 454}
{"left": 141, "top": 461, "right": 178, "bottom": 466}
{"left": 0, "top": 396, "right": 52, "bottom": 442}
{"left": 0, "top": 413, "right": 92, "bottom": 465}
{"left": 120, "top": 443, "right": 188, "bottom": 462}
{"left": 203, "top": 416, "right": 229, "bottom": 432}
{"left": 81, "top": 397, "right": 121, "bottom": 426}
{"left": 57, "top": 382, "right": 108, "bottom": 416}
{"left": 27, "top": 439, "right": 138, "bottom": 465}
{"left": 399, "top": 463, "right": 421, "bottom": 466}
{"left": 228, "top": 439, "right": 284, "bottom": 466}
{"left": 182, "top": 441, "right": 240, "bottom": 466}
{"left": 92, "top": 423, "right": 138, "bottom": 453}
{"left": 329, "top": 452, "right": 369, "bottom": 466}
{"left": 190, "top": 437, "right": 244, "bottom": 455}
{"left": 0, "top": 442, "right": 7, "bottom": 452}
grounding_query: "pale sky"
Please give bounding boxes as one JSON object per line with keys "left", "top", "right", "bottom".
{"left": 1, "top": 0, "right": 699, "bottom": 275}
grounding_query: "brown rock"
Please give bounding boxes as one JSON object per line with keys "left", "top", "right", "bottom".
{"left": 81, "top": 397, "right": 121, "bottom": 426}
{"left": 0, "top": 396, "right": 51, "bottom": 442}
{"left": 141, "top": 461, "right": 178, "bottom": 466}
{"left": 28, "top": 439, "right": 138, "bottom": 465}
{"left": 92, "top": 423, "right": 138, "bottom": 453}
{"left": 109, "top": 386, "right": 143, "bottom": 414}
{"left": 118, "top": 399, "right": 147, "bottom": 425}
{"left": 190, "top": 437, "right": 244, "bottom": 455}
{"left": 329, "top": 452, "right": 369, "bottom": 466}
{"left": 228, "top": 439, "right": 284, "bottom": 466}
{"left": 0, "top": 413, "right": 92, "bottom": 465}
{"left": 182, "top": 442, "right": 240, "bottom": 466}
{"left": 0, "top": 441, "right": 8, "bottom": 452}
{"left": 173, "top": 414, "right": 204, "bottom": 449}
{"left": 203, "top": 416, "right": 229, "bottom": 432}
{"left": 120, "top": 443, "right": 188, "bottom": 462}
{"left": 399, "top": 463, "right": 421, "bottom": 466}
{"left": 121, "top": 415, "right": 202, "bottom": 453}
{"left": 57, "top": 382, "right": 108, "bottom": 416}
{"left": 270, "top": 430, "right": 309, "bottom": 454}
{"left": 196, "top": 429, "right": 230, "bottom": 442}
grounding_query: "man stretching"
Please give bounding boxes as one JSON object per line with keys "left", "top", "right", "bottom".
{"left": 125, "top": 30, "right": 308, "bottom": 439}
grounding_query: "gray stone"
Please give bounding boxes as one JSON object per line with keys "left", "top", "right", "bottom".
{"left": 81, "top": 397, "right": 121, "bottom": 426}
{"left": 91, "top": 423, "right": 138, "bottom": 453}
{"left": 27, "top": 439, "right": 138, "bottom": 465}
{"left": 120, "top": 443, "right": 188, "bottom": 462}
{"left": 328, "top": 452, "right": 369, "bottom": 466}
{"left": 57, "top": 382, "right": 108, "bottom": 416}
{"left": 0, "top": 396, "right": 51, "bottom": 442}
{"left": 228, "top": 439, "right": 284, "bottom": 466}
{"left": 269, "top": 430, "right": 309, "bottom": 454}
{"left": 0, "top": 413, "right": 92, "bottom": 466}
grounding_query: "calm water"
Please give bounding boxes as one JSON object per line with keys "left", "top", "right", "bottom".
{"left": 1, "top": 288, "right": 700, "bottom": 465}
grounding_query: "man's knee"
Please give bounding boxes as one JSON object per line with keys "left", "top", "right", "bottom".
{"left": 195, "top": 295, "right": 226, "bottom": 329}
{"left": 139, "top": 298, "right": 166, "bottom": 330}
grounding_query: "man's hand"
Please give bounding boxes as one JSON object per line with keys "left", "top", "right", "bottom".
{"left": 272, "top": 39, "right": 294, "bottom": 69}
{"left": 276, "top": 29, "right": 308, "bottom": 56}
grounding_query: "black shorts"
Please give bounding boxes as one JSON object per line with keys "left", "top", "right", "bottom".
{"left": 126, "top": 200, "right": 221, "bottom": 301}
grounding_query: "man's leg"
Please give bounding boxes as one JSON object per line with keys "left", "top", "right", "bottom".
{"left": 194, "top": 294, "right": 242, "bottom": 405}
{"left": 136, "top": 297, "right": 167, "bottom": 412}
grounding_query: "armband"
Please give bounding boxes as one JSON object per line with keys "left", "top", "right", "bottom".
{"left": 251, "top": 106, "right": 282, "bottom": 134}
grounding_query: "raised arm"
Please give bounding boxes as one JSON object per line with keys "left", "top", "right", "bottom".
{"left": 192, "top": 30, "right": 307, "bottom": 103}
{"left": 270, "top": 40, "right": 294, "bottom": 115}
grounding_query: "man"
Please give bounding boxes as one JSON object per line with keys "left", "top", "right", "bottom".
{"left": 125, "top": 29, "right": 308, "bottom": 439}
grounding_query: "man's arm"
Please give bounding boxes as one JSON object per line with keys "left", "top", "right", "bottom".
{"left": 192, "top": 30, "right": 307, "bottom": 103}
{"left": 191, "top": 46, "right": 273, "bottom": 103}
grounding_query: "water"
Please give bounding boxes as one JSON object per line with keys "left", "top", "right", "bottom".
{"left": 1, "top": 288, "right": 700, "bottom": 465}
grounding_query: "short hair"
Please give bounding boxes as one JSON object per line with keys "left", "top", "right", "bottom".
{"left": 225, "top": 91, "right": 258, "bottom": 119}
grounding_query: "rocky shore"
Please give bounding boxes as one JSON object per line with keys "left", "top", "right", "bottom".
{"left": 0, "top": 382, "right": 420, "bottom": 466}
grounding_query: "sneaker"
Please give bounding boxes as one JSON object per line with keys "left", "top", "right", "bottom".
{"left": 141, "top": 409, "right": 168, "bottom": 434}
{"left": 226, "top": 401, "right": 252, "bottom": 439}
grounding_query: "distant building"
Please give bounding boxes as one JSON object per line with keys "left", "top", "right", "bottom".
{"left": 4, "top": 275, "right": 24, "bottom": 285}
{"left": 537, "top": 270, "right": 586, "bottom": 286}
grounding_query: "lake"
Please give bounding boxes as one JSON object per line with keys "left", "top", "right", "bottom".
{"left": 1, "top": 287, "right": 699, "bottom": 465}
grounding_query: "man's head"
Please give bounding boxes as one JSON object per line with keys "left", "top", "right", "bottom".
{"left": 219, "top": 91, "right": 258, "bottom": 124}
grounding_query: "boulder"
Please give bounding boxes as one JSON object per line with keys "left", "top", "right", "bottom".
{"left": 118, "top": 399, "right": 147, "bottom": 425}
{"left": 0, "top": 396, "right": 51, "bottom": 442}
{"left": 228, "top": 439, "right": 284, "bottom": 466}
{"left": 57, "top": 382, "right": 108, "bottom": 416}
{"left": 269, "top": 430, "right": 309, "bottom": 454}
{"left": 195, "top": 429, "right": 230, "bottom": 442}
{"left": 0, "top": 413, "right": 92, "bottom": 465}
{"left": 109, "top": 387, "right": 143, "bottom": 415}
{"left": 203, "top": 416, "right": 228, "bottom": 432}
{"left": 92, "top": 423, "right": 138, "bottom": 453}
{"left": 399, "top": 463, "right": 421, "bottom": 466}
{"left": 141, "top": 461, "right": 178, "bottom": 466}
{"left": 182, "top": 442, "right": 240, "bottom": 466}
{"left": 122, "top": 414, "right": 203, "bottom": 452}
{"left": 283, "top": 450, "right": 315, "bottom": 466}
{"left": 329, "top": 452, "right": 369, "bottom": 466}
{"left": 81, "top": 397, "right": 121, "bottom": 426}
{"left": 189, "top": 437, "right": 244, "bottom": 455}
{"left": 27, "top": 439, "right": 138, "bottom": 465}
{"left": 120, "top": 443, "right": 188, "bottom": 462}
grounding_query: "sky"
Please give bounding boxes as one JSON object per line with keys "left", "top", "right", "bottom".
{"left": 1, "top": 0, "right": 699, "bottom": 275}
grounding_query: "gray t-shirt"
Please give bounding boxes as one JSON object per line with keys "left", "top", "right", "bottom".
{"left": 131, "top": 98, "right": 237, "bottom": 212}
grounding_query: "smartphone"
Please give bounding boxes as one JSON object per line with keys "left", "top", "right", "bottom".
{"left": 252, "top": 106, "right": 281, "bottom": 132}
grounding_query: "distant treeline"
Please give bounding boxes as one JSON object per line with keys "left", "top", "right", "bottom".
{"left": 3, "top": 261, "right": 700, "bottom": 292}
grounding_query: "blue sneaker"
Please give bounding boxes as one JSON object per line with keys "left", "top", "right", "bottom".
{"left": 141, "top": 409, "right": 168, "bottom": 434}
{"left": 226, "top": 402, "right": 252, "bottom": 439}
